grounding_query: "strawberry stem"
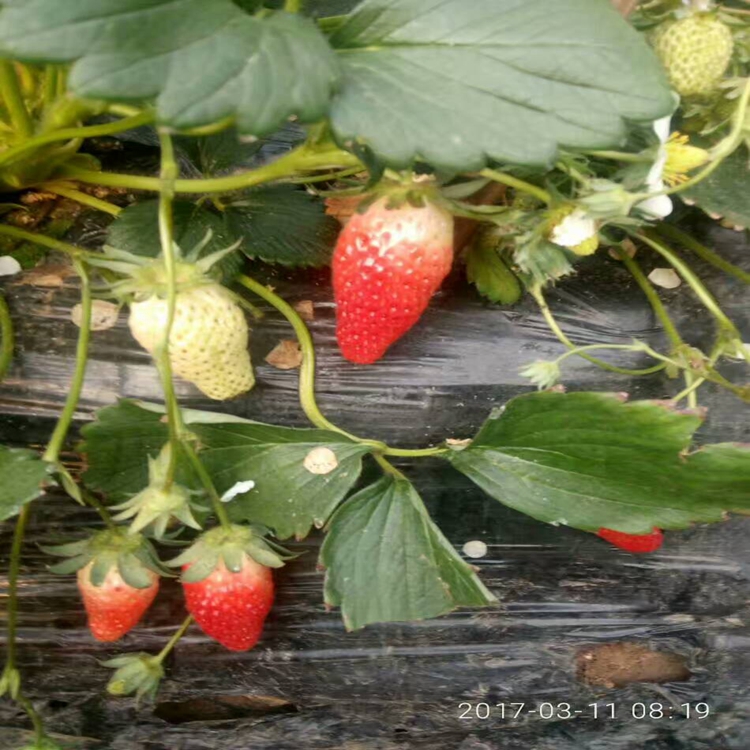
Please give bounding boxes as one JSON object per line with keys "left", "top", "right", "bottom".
{"left": 530, "top": 287, "right": 669, "bottom": 377}
{"left": 615, "top": 246, "right": 699, "bottom": 407}
{"left": 480, "top": 168, "right": 551, "bottom": 204}
{"left": 0, "top": 110, "right": 153, "bottom": 168}
{"left": 0, "top": 292, "right": 14, "bottom": 382}
{"left": 154, "top": 615, "right": 193, "bottom": 666}
{"left": 40, "top": 182, "right": 122, "bottom": 217}
{"left": 181, "top": 439, "right": 232, "bottom": 529}
{"left": 154, "top": 129, "right": 185, "bottom": 490}
{"left": 636, "top": 231, "right": 740, "bottom": 336}
{"left": 42, "top": 260, "right": 92, "bottom": 464}
{"left": 0, "top": 225, "right": 98, "bottom": 260}
{"left": 61, "top": 144, "right": 362, "bottom": 195}
{"left": 236, "top": 274, "right": 448, "bottom": 459}
{"left": 284, "top": 0, "right": 302, "bottom": 12}
{"left": 0, "top": 61, "right": 33, "bottom": 138}
{"left": 656, "top": 224, "right": 750, "bottom": 286}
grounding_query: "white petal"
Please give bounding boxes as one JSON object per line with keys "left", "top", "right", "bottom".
{"left": 0, "top": 256, "right": 21, "bottom": 276}
{"left": 550, "top": 209, "right": 597, "bottom": 248}
{"left": 646, "top": 148, "right": 668, "bottom": 188}
{"left": 652, "top": 116, "right": 672, "bottom": 143}
{"left": 220, "top": 480, "right": 256, "bottom": 503}
{"left": 637, "top": 185, "right": 674, "bottom": 219}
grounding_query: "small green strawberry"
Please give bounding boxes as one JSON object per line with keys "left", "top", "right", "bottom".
{"left": 111, "top": 443, "right": 203, "bottom": 539}
{"left": 653, "top": 13, "right": 734, "bottom": 97}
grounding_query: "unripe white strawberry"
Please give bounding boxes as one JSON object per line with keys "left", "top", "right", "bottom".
{"left": 653, "top": 13, "right": 734, "bottom": 97}
{"left": 129, "top": 283, "right": 254, "bottom": 401}
{"left": 89, "top": 236, "right": 254, "bottom": 401}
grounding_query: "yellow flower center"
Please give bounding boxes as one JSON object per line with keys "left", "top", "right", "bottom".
{"left": 663, "top": 133, "right": 710, "bottom": 186}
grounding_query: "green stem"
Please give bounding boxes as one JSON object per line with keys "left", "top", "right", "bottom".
{"left": 584, "top": 149, "right": 650, "bottom": 163}
{"left": 42, "top": 66, "right": 57, "bottom": 108}
{"left": 284, "top": 0, "right": 302, "bottom": 11}
{"left": 235, "top": 274, "right": 448, "bottom": 458}
{"left": 0, "top": 291, "right": 14, "bottom": 381}
{"left": 637, "top": 231, "right": 738, "bottom": 333}
{"left": 0, "top": 224, "right": 96, "bottom": 260}
{"left": 181, "top": 439, "right": 231, "bottom": 528}
{"left": 5, "top": 505, "right": 30, "bottom": 671}
{"left": 530, "top": 287, "right": 667, "bottom": 376}
{"left": 235, "top": 274, "right": 378, "bottom": 443}
{"left": 0, "top": 111, "right": 153, "bottom": 167}
{"left": 62, "top": 145, "right": 362, "bottom": 195}
{"left": 555, "top": 343, "right": 647, "bottom": 365}
{"left": 81, "top": 487, "right": 117, "bottom": 530}
{"left": 154, "top": 615, "right": 193, "bottom": 665}
{"left": 154, "top": 129, "right": 184, "bottom": 489}
{"left": 373, "top": 454, "right": 406, "bottom": 480}
{"left": 288, "top": 166, "right": 363, "bottom": 184}
{"left": 615, "top": 247, "right": 683, "bottom": 347}
{"left": 480, "top": 168, "right": 551, "bottom": 204}
{"left": 17, "top": 692, "right": 48, "bottom": 746}
{"left": 656, "top": 224, "right": 750, "bottom": 285}
{"left": 42, "top": 260, "right": 91, "bottom": 464}
{"left": 0, "top": 61, "right": 33, "bottom": 138}
{"left": 42, "top": 182, "right": 122, "bottom": 216}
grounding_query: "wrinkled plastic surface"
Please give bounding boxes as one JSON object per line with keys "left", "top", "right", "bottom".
{"left": 1, "top": 177, "right": 750, "bottom": 747}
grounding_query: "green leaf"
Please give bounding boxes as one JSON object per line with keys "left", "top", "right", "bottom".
{"left": 448, "top": 391, "right": 750, "bottom": 535}
{"left": 80, "top": 401, "right": 195, "bottom": 501}
{"left": 466, "top": 236, "right": 522, "bottom": 305}
{"left": 106, "top": 200, "right": 244, "bottom": 279}
{"left": 328, "top": 0, "right": 674, "bottom": 171}
{"left": 681, "top": 144, "right": 750, "bottom": 229}
{"left": 0, "top": 446, "right": 53, "bottom": 521}
{"left": 320, "top": 476, "right": 496, "bottom": 630}
{"left": 81, "top": 400, "right": 369, "bottom": 538}
{"left": 174, "top": 127, "right": 264, "bottom": 177}
{"left": 193, "top": 422, "right": 371, "bottom": 539}
{"left": 0, "top": 3, "right": 339, "bottom": 136}
{"left": 224, "top": 186, "right": 340, "bottom": 267}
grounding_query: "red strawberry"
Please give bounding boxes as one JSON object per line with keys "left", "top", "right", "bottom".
{"left": 333, "top": 195, "right": 454, "bottom": 364}
{"left": 169, "top": 525, "right": 285, "bottom": 652}
{"left": 78, "top": 562, "right": 159, "bottom": 642}
{"left": 597, "top": 528, "right": 664, "bottom": 554}
{"left": 182, "top": 556, "right": 274, "bottom": 652}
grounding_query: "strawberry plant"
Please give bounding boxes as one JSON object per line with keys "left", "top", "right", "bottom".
{"left": 0, "top": 0, "right": 749, "bottom": 744}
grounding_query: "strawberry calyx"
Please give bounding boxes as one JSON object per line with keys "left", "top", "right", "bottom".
{"left": 102, "top": 652, "right": 165, "bottom": 702}
{"left": 352, "top": 173, "right": 447, "bottom": 218}
{"left": 111, "top": 443, "right": 205, "bottom": 539}
{"left": 86, "top": 232, "right": 240, "bottom": 301}
{"left": 42, "top": 528, "right": 169, "bottom": 588}
{"left": 168, "top": 524, "right": 288, "bottom": 584}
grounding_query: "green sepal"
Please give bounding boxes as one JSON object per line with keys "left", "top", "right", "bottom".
{"left": 0, "top": 664, "right": 21, "bottom": 699}
{"left": 168, "top": 524, "right": 288, "bottom": 583}
{"left": 103, "top": 653, "right": 164, "bottom": 703}
{"left": 47, "top": 555, "right": 90, "bottom": 576}
{"left": 42, "top": 528, "right": 167, "bottom": 589}
{"left": 118, "top": 552, "right": 155, "bottom": 589}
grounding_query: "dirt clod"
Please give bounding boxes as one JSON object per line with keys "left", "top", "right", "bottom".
{"left": 577, "top": 643, "right": 691, "bottom": 688}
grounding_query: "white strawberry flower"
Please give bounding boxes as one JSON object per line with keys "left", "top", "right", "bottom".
{"left": 637, "top": 116, "right": 674, "bottom": 219}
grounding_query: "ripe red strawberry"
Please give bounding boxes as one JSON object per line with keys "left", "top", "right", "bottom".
{"left": 182, "top": 557, "right": 274, "bottom": 652}
{"left": 597, "top": 527, "right": 664, "bottom": 554}
{"left": 43, "top": 529, "right": 165, "bottom": 643}
{"left": 333, "top": 195, "right": 454, "bottom": 364}
{"left": 170, "top": 525, "right": 285, "bottom": 652}
{"left": 78, "top": 562, "right": 159, "bottom": 642}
